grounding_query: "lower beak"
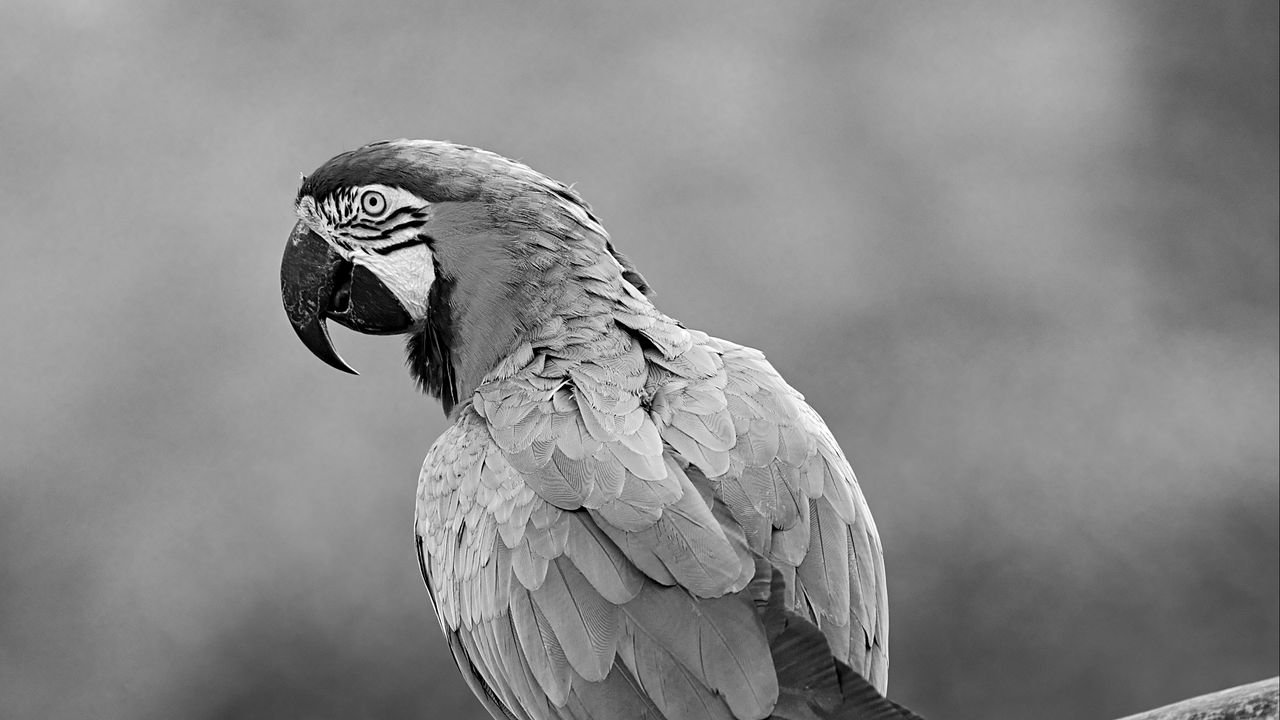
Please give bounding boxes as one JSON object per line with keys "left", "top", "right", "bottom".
{"left": 280, "top": 221, "right": 413, "bottom": 374}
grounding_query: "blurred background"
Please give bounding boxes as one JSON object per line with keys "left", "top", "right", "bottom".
{"left": 1, "top": 2, "right": 1276, "bottom": 719}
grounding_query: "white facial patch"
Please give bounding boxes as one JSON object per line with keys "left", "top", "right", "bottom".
{"left": 351, "top": 243, "right": 435, "bottom": 319}
{"left": 295, "top": 185, "right": 437, "bottom": 321}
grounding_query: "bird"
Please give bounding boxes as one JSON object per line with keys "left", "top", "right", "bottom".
{"left": 280, "top": 140, "right": 920, "bottom": 720}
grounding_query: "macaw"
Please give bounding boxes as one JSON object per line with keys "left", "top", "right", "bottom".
{"left": 280, "top": 140, "right": 918, "bottom": 720}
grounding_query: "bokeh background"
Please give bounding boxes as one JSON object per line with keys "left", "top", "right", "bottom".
{"left": 2, "top": 2, "right": 1276, "bottom": 719}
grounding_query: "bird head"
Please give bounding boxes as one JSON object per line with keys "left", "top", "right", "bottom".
{"left": 281, "top": 140, "right": 649, "bottom": 413}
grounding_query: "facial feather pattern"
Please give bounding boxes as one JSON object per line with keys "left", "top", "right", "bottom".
{"left": 291, "top": 140, "right": 651, "bottom": 414}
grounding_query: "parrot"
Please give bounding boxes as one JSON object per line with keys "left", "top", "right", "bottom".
{"left": 280, "top": 140, "right": 921, "bottom": 720}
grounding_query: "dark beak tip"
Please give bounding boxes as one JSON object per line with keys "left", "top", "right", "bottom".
{"left": 289, "top": 316, "right": 360, "bottom": 375}
{"left": 325, "top": 354, "right": 361, "bottom": 376}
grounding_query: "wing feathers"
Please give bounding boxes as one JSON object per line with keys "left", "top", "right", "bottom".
{"left": 769, "top": 495, "right": 811, "bottom": 567}
{"left": 670, "top": 409, "right": 736, "bottom": 452}
{"left": 594, "top": 469, "right": 673, "bottom": 532}
{"left": 589, "top": 514, "right": 679, "bottom": 586}
{"left": 741, "top": 418, "right": 782, "bottom": 466}
{"left": 565, "top": 664, "right": 666, "bottom": 720}
{"left": 460, "top": 625, "right": 529, "bottom": 719}
{"left": 719, "top": 477, "right": 773, "bottom": 555}
{"left": 605, "top": 440, "right": 668, "bottom": 484}
{"left": 622, "top": 460, "right": 746, "bottom": 597}
{"left": 489, "top": 614, "right": 557, "bottom": 720}
{"left": 524, "top": 518, "right": 569, "bottom": 559}
{"left": 621, "top": 583, "right": 778, "bottom": 720}
{"left": 660, "top": 423, "right": 732, "bottom": 478}
{"left": 617, "top": 621, "right": 736, "bottom": 720}
{"left": 797, "top": 497, "right": 852, "bottom": 623}
{"left": 509, "top": 587, "right": 572, "bottom": 706}
{"left": 562, "top": 512, "right": 645, "bottom": 604}
{"left": 512, "top": 539, "right": 550, "bottom": 590}
{"left": 529, "top": 559, "right": 619, "bottom": 682}
{"left": 419, "top": 321, "right": 891, "bottom": 718}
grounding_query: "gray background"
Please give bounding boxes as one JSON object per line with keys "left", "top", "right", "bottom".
{"left": 2, "top": 2, "right": 1276, "bottom": 719}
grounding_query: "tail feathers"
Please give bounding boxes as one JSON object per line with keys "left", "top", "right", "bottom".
{"left": 758, "top": 565, "right": 925, "bottom": 720}
{"left": 822, "top": 662, "right": 927, "bottom": 720}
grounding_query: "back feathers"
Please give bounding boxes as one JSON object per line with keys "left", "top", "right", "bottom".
{"left": 416, "top": 273, "right": 908, "bottom": 719}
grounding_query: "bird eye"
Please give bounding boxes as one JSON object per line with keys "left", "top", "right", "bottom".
{"left": 360, "top": 190, "right": 387, "bottom": 216}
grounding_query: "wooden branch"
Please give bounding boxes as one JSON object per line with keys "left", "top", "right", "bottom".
{"left": 1115, "top": 677, "right": 1278, "bottom": 720}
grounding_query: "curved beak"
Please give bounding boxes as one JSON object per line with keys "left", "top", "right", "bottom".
{"left": 280, "top": 221, "right": 413, "bottom": 374}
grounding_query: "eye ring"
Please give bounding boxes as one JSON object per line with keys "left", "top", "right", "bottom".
{"left": 360, "top": 190, "right": 387, "bottom": 216}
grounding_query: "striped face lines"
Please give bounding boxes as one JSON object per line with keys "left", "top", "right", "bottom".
{"left": 295, "top": 184, "right": 437, "bottom": 320}
{"left": 297, "top": 184, "right": 433, "bottom": 258}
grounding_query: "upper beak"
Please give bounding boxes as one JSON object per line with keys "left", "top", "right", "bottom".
{"left": 280, "top": 221, "right": 413, "bottom": 374}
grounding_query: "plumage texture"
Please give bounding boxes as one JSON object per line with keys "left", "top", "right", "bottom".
{"left": 416, "top": 319, "right": 892, "bottom": 718}
{"left": 410, "top": 209, "right": 890, "bottom": 716}
{"left": 300, "top": 140, "right": 902, "bottom": 719}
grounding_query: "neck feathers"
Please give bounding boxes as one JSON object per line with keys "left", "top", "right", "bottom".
{"left": 403, "top": 195, "right": 653, "bottom": 417}
{"left": 405, "top": 260, "right": 459, "bottom": 414}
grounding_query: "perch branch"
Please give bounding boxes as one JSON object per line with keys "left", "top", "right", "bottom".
{"left": 1115, "top": 676, "right": 1278, "bottom": 720}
